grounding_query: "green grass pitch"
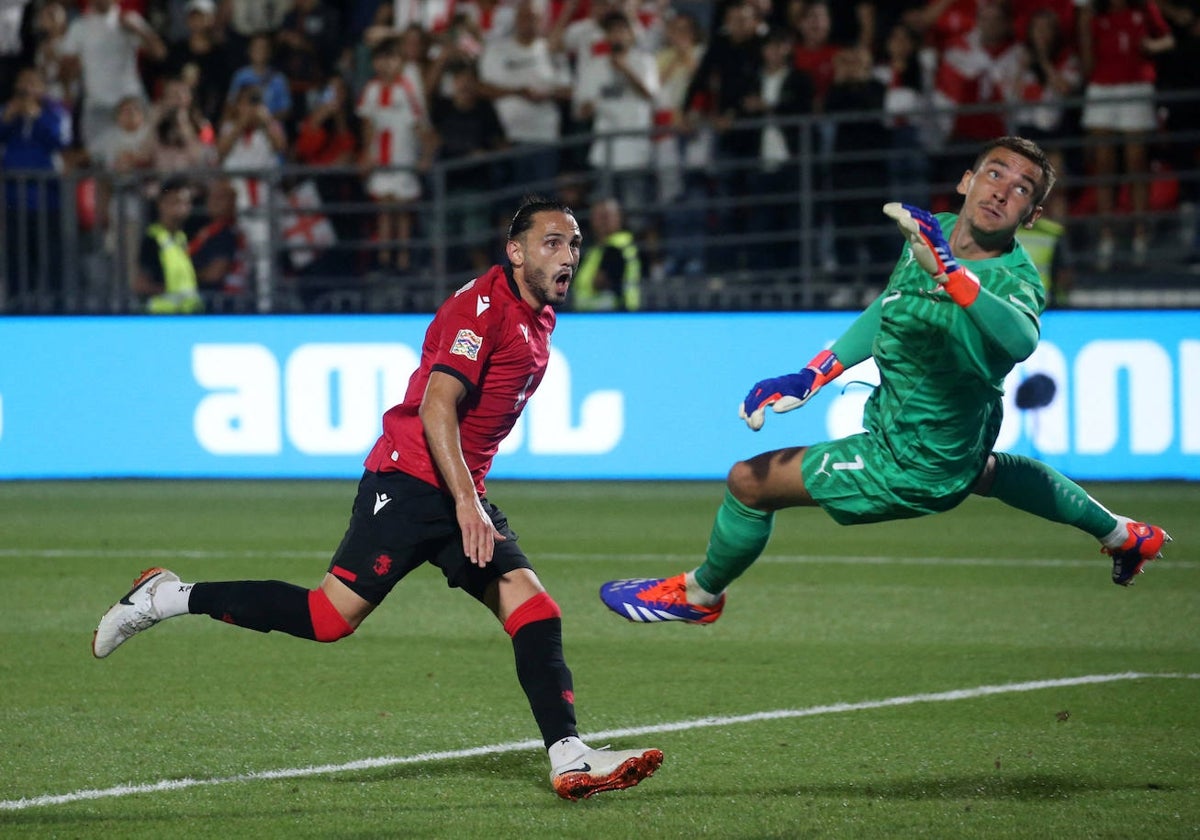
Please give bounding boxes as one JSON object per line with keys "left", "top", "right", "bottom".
{"left": 1, "top": 479, "right": 1197, "bottom": 839}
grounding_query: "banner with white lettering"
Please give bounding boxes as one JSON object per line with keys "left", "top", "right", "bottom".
{"left": 0, "top": 312, "right": 1196, "bottom": 479}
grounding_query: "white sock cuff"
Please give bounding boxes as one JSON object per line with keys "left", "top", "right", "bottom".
{"left": 1101, "top": 516, "right": 1133, "bottom": 550}
{"left": 154, "top": 581, "right": 194, "bottom": 619}
{"left": 684, "top": 571, "right": 722, "bottom": 606}
{"left": 548, "top": 736, "right": 587, "bottom": 773}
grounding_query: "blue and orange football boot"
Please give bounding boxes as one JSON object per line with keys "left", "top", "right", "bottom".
{"left": 599, "top": 574, "right": 725, "bottom": 624}
{"left": 1103, "top": 521, "right": 1172, "bottom": 586}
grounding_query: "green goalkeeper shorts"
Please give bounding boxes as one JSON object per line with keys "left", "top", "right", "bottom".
{"left": 800, "top": 433, "right": 981, "bottom": 526}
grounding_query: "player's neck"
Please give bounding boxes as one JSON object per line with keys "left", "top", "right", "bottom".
{"left": 950, "top": 222, "right": 1013, "bottom": 262}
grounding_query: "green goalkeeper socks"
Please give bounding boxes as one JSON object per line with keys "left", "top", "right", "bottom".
{"left": 693, "top": 490, "right": 775, "bottom": 596}
{"left": 986, "top": 452, "right": 1118, "bottom": 538}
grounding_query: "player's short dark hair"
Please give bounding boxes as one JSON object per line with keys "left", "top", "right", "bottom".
{"left": 507, "top": 196, "right": 574, "bottom": 241}
{"left": 974, "top": 136, "right": 1056, "bottom": 205}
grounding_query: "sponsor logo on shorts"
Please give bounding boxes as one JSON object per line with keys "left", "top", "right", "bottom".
{"left": 450, "top": 329, "right": 483, "bottom": 361}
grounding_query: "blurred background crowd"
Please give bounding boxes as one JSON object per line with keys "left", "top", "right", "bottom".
{"left": 2, "top": 0, "right": 1200, "bottom": 314}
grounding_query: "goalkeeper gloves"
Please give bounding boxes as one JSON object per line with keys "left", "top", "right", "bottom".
{"left": 882, "top": 202, "right": 980, "bottom": 306}
{"left": 739, "top": 349, "right": 844, "bottom": 431}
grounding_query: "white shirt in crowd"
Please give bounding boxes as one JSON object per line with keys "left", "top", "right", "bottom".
{"left": 0, "top": 0, "right": 26, "bottom": 57}
{"left": 574, "top": 47, "right": 658, "bottom": 170}
{"left": 357, "top": 75, "right": 426, "bottom": 169}
{"left": 759, "top": 68, "right": 789, "bottom": 170}
{"left": 227, "top": 0, "right": 293, "bottom": 38}
{"left": 61, "top": 6, "right": 146, "bottom": 107}
{"left": 220, "top": 125, "right": 280, "bottom": 210}
{"left": 561, "top": 14, "right": 656, "bottom": 64}
{"left": 393, "top": 0, "right": 457, "bottom": 33}
{"left": 479, "top": 36, "right": 569, "bottom": 144}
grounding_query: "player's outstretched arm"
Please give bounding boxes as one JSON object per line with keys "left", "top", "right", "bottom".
{"left": 739, "top": 349, "right": 844, "bottom": 431}
{"left": 883, "top": 202, "right": 1040, "bottom": 362}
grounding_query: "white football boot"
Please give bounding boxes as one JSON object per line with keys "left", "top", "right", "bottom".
{"left": 92, "top": 568, "right": 180, "bottom": 658}
{"left": 551, "top": 744, "right": 664, "bottom": 800}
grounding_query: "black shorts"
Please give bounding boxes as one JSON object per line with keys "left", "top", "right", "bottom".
{"left": 327, "top": 470, "right": 533, "bottom": 605}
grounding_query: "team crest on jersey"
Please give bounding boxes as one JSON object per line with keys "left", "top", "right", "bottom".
{"left": 373, "top": 553, "right": 393, "bottom": 576}
{"left": 450, "top": 328, "right": 483, "bottom": 360}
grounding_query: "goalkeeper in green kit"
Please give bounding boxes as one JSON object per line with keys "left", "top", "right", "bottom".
{"left": 600, "top": 136, "right": 1172, "bottom": 625}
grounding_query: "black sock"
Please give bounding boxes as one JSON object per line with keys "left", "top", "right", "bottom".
{"left": 511, "top": 617, "right": 578, "bottom": 748}
{"left": 189, "top": 580, "right": 315, "bottom": 640}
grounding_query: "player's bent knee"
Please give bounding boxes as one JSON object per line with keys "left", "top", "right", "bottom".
{"left": 503, "top": 591, "right": 562, "bottom": 637}
{"left": 308, "top": 588, "right": 355, "bottom": 642}
{"left": 727, "top": 460, "right": 765, "bottom": 508}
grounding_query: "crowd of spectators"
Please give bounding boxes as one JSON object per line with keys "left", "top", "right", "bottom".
{"left": 2, "top": 0, "right": 1200, "bottom": 313}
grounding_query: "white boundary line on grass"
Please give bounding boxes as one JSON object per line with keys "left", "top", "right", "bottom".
{"left": 1, "top": 547, "right": 1195, "bottom": 571}
{"left": 3, "top": 671, "right": 1197, "bottom": 812}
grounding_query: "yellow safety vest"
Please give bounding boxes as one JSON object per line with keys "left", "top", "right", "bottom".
{"left": 1015, "top": 217, "right": 1065, "bottom": 295}
{"left": 145, "top": 223, "right": 203, "bottom": 314}
{"left": 573, "top": 230, "right": 641, "bottom": 312}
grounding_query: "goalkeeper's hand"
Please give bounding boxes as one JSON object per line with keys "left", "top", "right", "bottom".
{"left": 739, "top": 349, "right": 844, "bottom": 431}
{"left": 882, "top": 202, "right": 980, "bottom": 305}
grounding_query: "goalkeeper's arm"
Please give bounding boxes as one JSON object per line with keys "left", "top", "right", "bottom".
{"left": 739, "top": 296, "right": 882, "bottom": 430}
{"left": 884, "top": 202, "right": 1039, "bottom": 362}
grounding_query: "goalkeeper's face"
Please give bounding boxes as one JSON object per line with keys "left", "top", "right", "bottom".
{"left": 956, "top": 148, "right": 1044, "bottom": 242}
{"left": 508, "top": 210, "right": 582, "bottom": 309}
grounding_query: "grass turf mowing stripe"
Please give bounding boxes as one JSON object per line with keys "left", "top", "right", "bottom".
{"left": 3, "top": 672, "right": 1195, "bottom": 812}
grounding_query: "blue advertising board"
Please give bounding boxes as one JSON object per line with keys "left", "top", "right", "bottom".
{"left": 0, "top": 311, "right": 1196, "bottom": 480}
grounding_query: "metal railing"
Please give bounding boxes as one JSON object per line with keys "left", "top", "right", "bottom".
{"left": 4, "top": 89, "right": 1200, "bottom": 314}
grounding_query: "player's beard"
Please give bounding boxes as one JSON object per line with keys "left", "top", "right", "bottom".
{"left": 526, "top": 264, "right": 570, "bottom": 307}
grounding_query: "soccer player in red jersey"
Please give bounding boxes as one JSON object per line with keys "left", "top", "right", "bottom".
{"left": 93, "top": 197, "right": 663, "bottom": 800}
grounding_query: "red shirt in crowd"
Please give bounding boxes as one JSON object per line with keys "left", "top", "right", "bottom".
{"left": 1010, "top": 0, "right": 1075, "bottom": 41}
{"left": 793, "top": 44, "right": 840, "bottom": 106}
{"left": 1087, "top": 1, "right": 1170, "bottom": 85}
{"left": 925, "top": 0, "right": 978, "bottom": 53}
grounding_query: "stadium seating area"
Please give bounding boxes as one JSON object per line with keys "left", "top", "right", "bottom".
{"left": 2, "top": 0, "right": 1199, "bottom": 313}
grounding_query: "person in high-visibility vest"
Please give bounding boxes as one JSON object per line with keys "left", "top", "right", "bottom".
{"left": 572, "top": 197, "right": 641, "bottom": 311}
{"left": 134, "top": 176, "right": 203, "bottom": 313}
{"left": 1015, "top": 215, "right": 1073, "bottom": 307}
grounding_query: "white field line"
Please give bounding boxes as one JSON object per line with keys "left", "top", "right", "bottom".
{"left": 0, "top": 547, "right": 1195, "bottom": 571}
{"left": 2, "top": 671, "right": 1196, "bottom": 812}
